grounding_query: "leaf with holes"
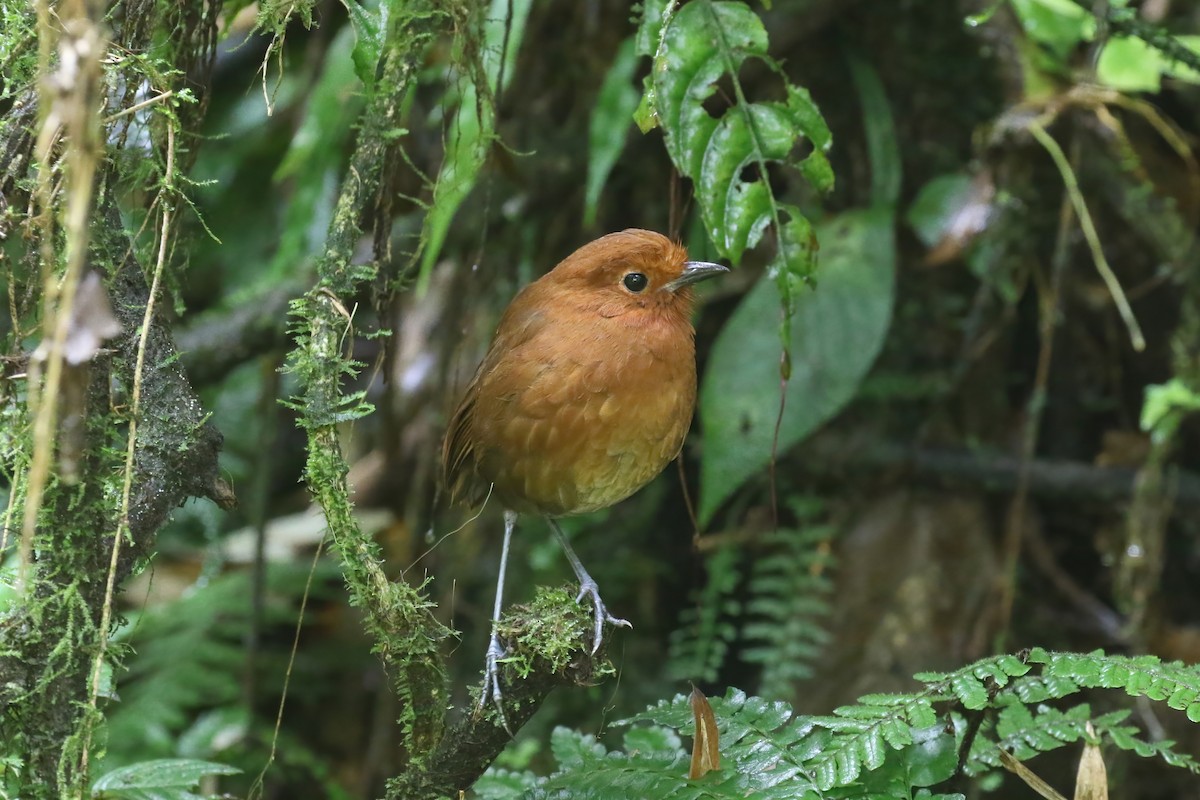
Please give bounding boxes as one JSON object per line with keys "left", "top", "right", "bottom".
{"left": 647, "top": 0, "right": 831, "bottom": 297}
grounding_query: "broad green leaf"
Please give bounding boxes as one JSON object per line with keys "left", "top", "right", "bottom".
{"left": 92, "top": 758, "right": 239, "bottom": 800}
{"left": 1098, "top": 35, "right": 1200, "bottom": 92}
{"left": 858, "top": 725, "right": 958, "bottom": 790}
{"left": 1010, "top": 0, "right": 1095, "bottom": 58}
{"left": 698, "top": 208, "right": 895, "bottom": 523}
{"left": 584, "top": 37, "right": 640, "bottom": 227}
{"left": 906, "top": 173, "right": 974, "bottom": 247}
{"left": 635, "top": 0, "right": 670, "bottom": 56}
{"left": 341, "top": 0, "right": 388, "bottom": 88}
{"left": 1097, "top": 36, "right": 1169, "bottom": 92}
{"left": 847, "top": 52, "right": 900, "bottom": 209}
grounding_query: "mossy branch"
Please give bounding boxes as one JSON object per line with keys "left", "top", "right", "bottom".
{"left": 286, "top": 3, "right": 453, "bottom": 771}
{"left": 0, "top": 196, "right": 231, "bottom": 797}
{"left": 389, "top": 590, "right": 616, "bottom": 799}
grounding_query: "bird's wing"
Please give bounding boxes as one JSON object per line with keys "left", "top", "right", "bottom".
{"left": 441, "top": 289, "right": 551, "bottom": 508}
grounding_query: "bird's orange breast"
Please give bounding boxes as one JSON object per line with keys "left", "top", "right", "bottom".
{"left": 463, "top": 303, "right": 696, "bottom": 516}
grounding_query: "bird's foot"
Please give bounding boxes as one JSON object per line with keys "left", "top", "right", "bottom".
{"left": 575, "top": 578, "right": 632, "bottom": 655}
{"left": 479, "top": 633, "right": 513, "bottom": 735}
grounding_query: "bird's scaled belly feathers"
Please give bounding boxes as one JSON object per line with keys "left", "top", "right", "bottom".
{"left": 476, "top": 345, "right": 695, "bottom": 516}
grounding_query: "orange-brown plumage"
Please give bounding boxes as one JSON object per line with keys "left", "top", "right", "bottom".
{"left": 443, "top": 228, "right": 721, "bottom": 517}
{"left": 442, "top": 228, "right": 725, "bottom": 720}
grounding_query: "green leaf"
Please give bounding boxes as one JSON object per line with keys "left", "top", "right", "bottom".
{"left": 1097, "top": 36, "right": 1168, "bottom": 92}
{"left": 584, "top": 37, "right": 640, "bottom": 227}
{"left": 906, "top": 173, "right": 974, "bottom": 247}
{"left": 340, "top": 0, "right": 397, "bottom": 89}
{"left": 1097, "top": 35, "right": 1200, "bottom": 92}
{"left": 474, "top": 768, "right": 540, "bottom": 799}
{"left": 950, "top": 673, "right": 989, "bottom": 710}
{"left": 92, "top": 758, "right": 240, "bottom": 800}
{"left": 858, "top": 724, "right": 958, "bottom": 791}
{"left": 647, "top": 0, "right": 831, "bottom": 296}
{"left": 1010, "top": 0, "right": 1096, "bottom": 58}
{"left": 416, "top": 0, "right": 532, "bottom": 294}
{"left": 847, "top": 51, "right": 900, "bottom": 208}
{"left": 549, "top": 726, "right": 607, "bottom": 771}
{"left": 698, "top": 208, "right": 895, "bottom": 523}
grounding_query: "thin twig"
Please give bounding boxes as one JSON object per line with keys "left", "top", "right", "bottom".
{"left": 102, "top": 89, "right": 174, "bottom": 122}
{"left": 1028, "top": 118, "right": 1145, "bottom": 352}
{"left": 22, "top": 0, "right": 106, "bottom": 589}
{"left": 78, "top": 123, "right": 176, "bottom": 783}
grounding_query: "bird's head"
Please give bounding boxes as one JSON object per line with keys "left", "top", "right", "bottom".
{"left": 546, "top": 229, "right": 727, "bottom": 321}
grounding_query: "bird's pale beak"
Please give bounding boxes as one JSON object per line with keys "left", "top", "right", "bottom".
{"left": 664, "top": 261, "right": 729, "bottom": 292}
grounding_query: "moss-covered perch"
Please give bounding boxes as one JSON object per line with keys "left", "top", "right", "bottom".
{"left": 0, "top": 198, "right": 232, "bottom": 796}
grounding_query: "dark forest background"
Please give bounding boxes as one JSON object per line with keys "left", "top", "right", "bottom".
{"left": 2, "top": 0, "right": 1200, "bottom": 798}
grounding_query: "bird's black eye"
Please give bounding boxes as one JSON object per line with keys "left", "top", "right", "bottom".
{"left": 623, "top": 272, "right": 648, "bottom": 293}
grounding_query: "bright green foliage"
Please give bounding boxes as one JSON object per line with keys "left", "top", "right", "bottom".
{"left": 342, "top": 0, "right": 405, "bottom": 89}
{"left": 697, "top": 208, "right": 895, "bottom": 522}
{"left": 639, "top": 0, "right": 832, "bottom": 305}
{"left": 1030, "top": 648, "right": 1200, "bottom": 715}
{"left": 1141, "top": 377, "right": 1200, "bottom": 445}
{"left": 269, "top": 24, "right": 364, "bottom": 280}
{"left": 101, "top": 567, "right": 337, "bottom": 770}
{"left": 482, "top": 649, "right": 1200, "bottom": 797}
{"left": 91, "top": 758, "right": 240, "bottom": 800}
{"left": 1004, "top": 0, "right": 1200, "bottom": 92}
{"left": 1010, "top": 0, "right": 1096, "bottom": 59}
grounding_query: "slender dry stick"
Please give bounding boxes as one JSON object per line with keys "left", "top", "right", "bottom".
{"left": 1029, "top": 119, "right": 1145, "bottom": 352}
{"left": 22, "top": 0, "right": 107, "bottom": 589}
{"left": 76, "top": 123, "right": 177, "bottom": 786}
{"left": 103, "top": 89, "right": 174, "bottom": 123}
{"left": 0, "top": 472, "right": 21, "bottom": 560}
{"left": 248, "top": 535, "right": 327, "bottom": 800}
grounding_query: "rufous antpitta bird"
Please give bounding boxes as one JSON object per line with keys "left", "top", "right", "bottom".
{"left": 442, "top": 228, "right": 726, "bottom": 715}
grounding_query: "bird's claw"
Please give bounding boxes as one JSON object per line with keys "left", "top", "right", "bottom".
{"left": 575, "top": 578, "right": 632, "bottom": 655}
{"left": 479, "top": 633, "right": 513, "bottom": 735}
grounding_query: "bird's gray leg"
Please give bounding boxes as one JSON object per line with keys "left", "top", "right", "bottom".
{"left": 481, "top": 510, "right": 518, "bottom": 732}
{"left": 547, "top": 517, "right": 632, "bottom": 654}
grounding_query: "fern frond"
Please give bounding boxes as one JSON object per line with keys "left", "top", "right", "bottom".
{"left": 617, "top": 689, "right": 822, "bottom": 798}
{"left": 1029, "top": 648, "right": 1200, "bottom": 719}
{"left": 667, "top": 544, "right": 741, "bottom": 683}
{"left": 741, "top": 504, "right": 834, "bottom": 699}
{"left": 103, "top": 564, "right": 336, "bottom": 769}
{"left": 525, "top": 649, "right": 1200, "bottom": 798}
